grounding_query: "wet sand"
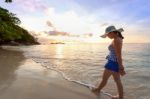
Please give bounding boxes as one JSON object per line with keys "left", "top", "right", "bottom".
{"left": 0, "top": 48, "right": 108, "bottom": 99}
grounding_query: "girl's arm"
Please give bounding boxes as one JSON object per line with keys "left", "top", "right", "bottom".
{"left": 113, "top": 39, "right": 124, "bottom": 69}
{"left": 114, "top": 38, "right": 126, "bottom": 76}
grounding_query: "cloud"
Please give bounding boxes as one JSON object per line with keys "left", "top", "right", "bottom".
{"left": 14, "top": 0, "right": 48, "bottom": 12}
{"left": 100, "top": 23, "right": 109, "bottom": 27}
{"left": 46, "top": 21, "right": 53, "bottom": 27}
{"left": 46, "top": 20, "right": 56, "bottom": 31}
{"left": 45, "top": 7, "right": 103, "bottom": 35}
{"left": 5, "top": 0, "right": 149, "bottom": 43}
{"left": 19, "top": 15, "right": 50, "bottom": 32}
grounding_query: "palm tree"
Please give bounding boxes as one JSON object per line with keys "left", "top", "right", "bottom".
{"left": 5, "top": 0, "right": 12, "bottom": 3}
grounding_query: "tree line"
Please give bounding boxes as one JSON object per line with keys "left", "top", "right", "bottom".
{"left": 0, "top": 7, "right": 39, "bottom": 45}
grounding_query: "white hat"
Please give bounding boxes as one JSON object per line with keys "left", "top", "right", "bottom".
{"left": 100, "top": 25, "right": 124, "bottom": 38}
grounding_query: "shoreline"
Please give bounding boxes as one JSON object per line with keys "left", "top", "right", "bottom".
{"left": 0, "top": 48, "right": 102, "bottom": 99}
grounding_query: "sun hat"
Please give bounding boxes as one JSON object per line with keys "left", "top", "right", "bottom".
{"left": 100, "top": 25, "right": 124, "bottom": 38}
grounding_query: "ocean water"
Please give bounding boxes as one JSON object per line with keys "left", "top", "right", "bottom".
{"left": 3, "top": 43, "right": 150, "bottom": 99}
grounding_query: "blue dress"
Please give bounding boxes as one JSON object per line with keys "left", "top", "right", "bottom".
{"left": 104, "top": 44, "right": 119, "bottom": 72}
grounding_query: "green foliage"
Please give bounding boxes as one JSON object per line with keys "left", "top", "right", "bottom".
{"left": 0, "top": 7, "right": 38, "bottom": 44}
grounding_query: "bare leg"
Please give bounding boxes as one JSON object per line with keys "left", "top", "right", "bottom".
{"left": 92, "top": 69, "right": 112, "bottom": 95}
{"left": 112, "top": 72, "right": 124, "bottom": 99}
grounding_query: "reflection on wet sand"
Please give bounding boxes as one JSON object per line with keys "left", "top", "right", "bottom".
{"left": 0, "top": 48, "right": 25, "bottom": 94}
{"left": 0, "top": 47, "right": 97, "bottom": 99}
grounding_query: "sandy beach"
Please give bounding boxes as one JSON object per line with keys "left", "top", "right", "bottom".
{"left": 1, "top": 44, "right": 150, "bottom": 99}
{"left": 0, "top": 48, "right": 102, "bottom": 99}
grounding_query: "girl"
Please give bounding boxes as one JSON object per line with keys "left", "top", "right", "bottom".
{"left": 92, "top": 26, "right": 126, "bottom": 99}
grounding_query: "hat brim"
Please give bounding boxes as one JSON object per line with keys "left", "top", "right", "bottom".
{"left": 100, "top": 34, "right": 107, "bottom": 38}
{"left": 100, "top": 28, "right": 124, "bottom": 38}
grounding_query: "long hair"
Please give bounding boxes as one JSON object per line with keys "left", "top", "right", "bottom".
{"left": 114, "top": 31, "right": 124, "bottom": 39}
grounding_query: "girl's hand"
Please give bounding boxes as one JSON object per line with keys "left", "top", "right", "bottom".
{"left": 119, "top": 69, "right": 126, "bottom": 76}
{"left": 119, "top": 66, "right": 126, "bottom": 76}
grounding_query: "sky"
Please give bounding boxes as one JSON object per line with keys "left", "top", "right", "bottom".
{"left": 0, "top": 0, "right": 150, "bottom": 43}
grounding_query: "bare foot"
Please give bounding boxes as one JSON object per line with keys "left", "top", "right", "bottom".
{"left": 91, "top": 88, "right": 100, "bottom": 96}
{"left": 111, "top": 95, "right": 119, "bottom": 99}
